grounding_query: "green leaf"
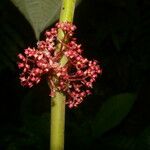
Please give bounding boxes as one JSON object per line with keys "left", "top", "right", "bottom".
{"left": 10, "top": 0, "right": 81, "bottom": 39}
{"left": 92, "top": 93, "right": 136, "bottom": 138}
{"left": 10, "top": 0, "right": 61, "bottom": 39}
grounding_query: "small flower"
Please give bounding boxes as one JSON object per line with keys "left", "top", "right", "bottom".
{"left": 18, "top": 22, "right": 102, "bottom": 108}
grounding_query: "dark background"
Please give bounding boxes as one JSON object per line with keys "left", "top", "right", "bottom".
{"left": 0, "top": 0, "right": 150, "bottom": 149}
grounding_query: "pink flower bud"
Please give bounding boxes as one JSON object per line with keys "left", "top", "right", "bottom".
{"left": 17, "top": 22, "right": 102, "bottom": 108}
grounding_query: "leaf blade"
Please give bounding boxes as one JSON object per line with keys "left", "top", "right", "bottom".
{"left": 92, "top": 93, "right": 136, "bottom": 138}
{"left": 11, "top": 0, "right": 61, "bottom": 39}
{"left": 10, "top": 0, "right": 81, "bottom": 39}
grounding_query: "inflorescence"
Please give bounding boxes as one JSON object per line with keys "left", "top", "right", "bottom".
{"left": 18, "top": 22, "right": 102, "bottom": 108}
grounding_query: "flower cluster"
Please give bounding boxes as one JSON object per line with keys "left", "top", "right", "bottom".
{"left": 18, "top": 22, "right": 102, "bottom": 108}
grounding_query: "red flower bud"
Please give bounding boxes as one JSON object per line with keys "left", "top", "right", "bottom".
{"left": 17, "top": 22, "right": 102, "bottom": 108}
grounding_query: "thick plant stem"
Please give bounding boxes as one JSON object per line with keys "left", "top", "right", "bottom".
{"left": 50, "top": 0, "right": 76, "bottom": 150}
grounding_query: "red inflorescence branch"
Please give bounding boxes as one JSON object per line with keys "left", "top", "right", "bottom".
{"left": 18, "top": 22, "right": 102, "bottom": 108}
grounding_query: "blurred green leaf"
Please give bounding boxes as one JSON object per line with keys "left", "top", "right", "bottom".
{"left": 10, "top": 0, "right": 81, "bottom": 39}
{"left": 10, "top": 0, "right": 61, "bottom": 39}
{"left": 92, "top": 93, "right": 136, "bottom": 137}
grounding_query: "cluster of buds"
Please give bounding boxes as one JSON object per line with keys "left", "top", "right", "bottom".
{"left": 18, "top": 22, "right": 102, "bottom": 108}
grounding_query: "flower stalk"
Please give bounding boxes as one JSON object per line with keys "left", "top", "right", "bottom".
{"left": 17, "top": 0, "right": 101, "bottom": 150}
{"left": 50, "top": 0, "right": 76, "bottom": 150}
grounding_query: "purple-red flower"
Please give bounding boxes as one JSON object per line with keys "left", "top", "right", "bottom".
{"left": 18, "top": 22, "right": 102, "bottom": 108}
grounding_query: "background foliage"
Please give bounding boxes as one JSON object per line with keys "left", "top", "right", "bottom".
{"left": 0, "top": 0, "right": 150, "bottom": 150}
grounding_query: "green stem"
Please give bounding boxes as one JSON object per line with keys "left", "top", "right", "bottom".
{"left": 50, "top": 0, "right": 76, "bottom": 150}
